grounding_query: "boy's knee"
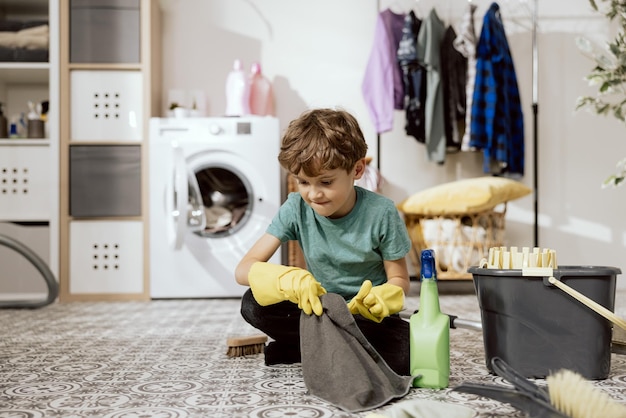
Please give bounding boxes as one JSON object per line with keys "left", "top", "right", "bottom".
{"left": 240, "top": 289, "right": 259, "bottom": 324}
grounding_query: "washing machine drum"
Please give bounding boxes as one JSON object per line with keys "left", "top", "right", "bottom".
{"left": 194, "top": 166, "right": 252, "bottom": 238}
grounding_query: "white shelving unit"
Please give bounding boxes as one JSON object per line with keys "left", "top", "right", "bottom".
{"left": 0, "top": 0, "right": 59, "bottom": 299}
{"left": 58, "top": 0, "right": 161, "bottom": 301}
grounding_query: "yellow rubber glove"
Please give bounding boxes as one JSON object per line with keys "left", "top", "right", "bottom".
{"left": 248, "top": 262, "right": 327, "bottom": 316}
{"left": 347, "top": 280, "right": 404, "bottom": 323}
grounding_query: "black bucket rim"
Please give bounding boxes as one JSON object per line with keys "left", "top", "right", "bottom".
{"left": 468, "top": 265, "right": 622, "bottom": 277}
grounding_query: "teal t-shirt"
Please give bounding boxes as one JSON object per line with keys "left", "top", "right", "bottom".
{"left": 267, "top": 186, "right": 411, "bottom": 299}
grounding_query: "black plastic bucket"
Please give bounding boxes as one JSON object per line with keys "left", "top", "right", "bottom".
{"left": 468, "top": 265, "right": 621, "bottom": 379}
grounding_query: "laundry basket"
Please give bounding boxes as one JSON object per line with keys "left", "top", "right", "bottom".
{"left": 287, "top": 174, "right": 307, "bottom": 268}
{"left": 403, "top": 206, "right": 506, "bottom": 279}
{"left": 397, "top": 177, "right": 530, "bottom": 279}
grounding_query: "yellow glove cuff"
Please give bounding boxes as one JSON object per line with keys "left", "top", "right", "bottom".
{"left": 347, "top": 280, "right": 404, "bottom": 322}
{"left": 248, "top": 262, "right": 301, "bottom": 306}
{"left": 248, "top": 262, "right": 327, "bottom": 316}
{"left": 371, "top": 282, "right": 405, "bottom": 315}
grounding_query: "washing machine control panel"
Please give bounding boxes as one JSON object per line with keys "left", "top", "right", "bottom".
{"left": 236, "top": 122, "right": 252, "bottom": 135}
{"left": 208, "top": 121, "right": 252, "bottom": 136}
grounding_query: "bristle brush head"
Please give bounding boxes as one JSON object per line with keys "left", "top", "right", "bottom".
{"left": 547, "top": 369, "right": 626, "bottom": 418}
{"left": 226, "top": 342, "right": 265, "bottom": 357}
{"left": 226, "top": 334, "right": 268, "bottom": 358}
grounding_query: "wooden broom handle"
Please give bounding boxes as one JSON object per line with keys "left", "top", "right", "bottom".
{"left": 548, "top": 277, "right": 626, "bottom": 331}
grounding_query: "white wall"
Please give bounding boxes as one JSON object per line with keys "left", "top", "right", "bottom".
{"left": 159, "top": 0, "right": 626, "bottom": 288}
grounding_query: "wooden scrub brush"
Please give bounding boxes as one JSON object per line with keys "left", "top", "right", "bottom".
{"left": 226, "top": 334, "right": 268, "bottom": 357}
{"left": 454, "top": 357, "right": 626, "bottom": 418}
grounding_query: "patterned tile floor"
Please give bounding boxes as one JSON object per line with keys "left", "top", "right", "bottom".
{"left": 1, "top": 287, "right": 625, "bottom": 417}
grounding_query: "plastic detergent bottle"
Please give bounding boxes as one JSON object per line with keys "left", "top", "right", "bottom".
{"left": 249, "top": 62, "right": 274, "bottom": 116}
{"left": 225, "top": 59, "right": 250, "bottom": 116}
{"left": 410, "top": 249, "right": 450, "bottom": 389}
{"left": 9, "top": 116, "right": 18, "bottom": 139}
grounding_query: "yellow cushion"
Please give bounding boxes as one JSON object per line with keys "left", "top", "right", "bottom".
{"left": 398, "top": 177, "right": 532, "bottom": 216}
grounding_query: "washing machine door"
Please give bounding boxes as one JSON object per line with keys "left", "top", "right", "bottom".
{"left": 185, "top": 148, "right": 277, "bottom": 251}
{"left": 191, "top": 159, "right": 254, "bottom": 239}
{"left": 167, "top": 141, "right": 206, "bottom": 250}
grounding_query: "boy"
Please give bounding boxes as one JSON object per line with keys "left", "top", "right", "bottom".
{"left": 235, "top": 108, "right": 411, "bottom": 375}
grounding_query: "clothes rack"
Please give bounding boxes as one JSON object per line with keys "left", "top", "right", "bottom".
{"left": 531, "top": 0, "right": 539, "bottom": 247}
{"left": 372, "top": 0, "right": 539, "bottom": 247}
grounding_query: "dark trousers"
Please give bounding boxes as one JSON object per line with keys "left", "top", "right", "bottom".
{"left": 240, "top": 289, "right": 410, "bottom": 375}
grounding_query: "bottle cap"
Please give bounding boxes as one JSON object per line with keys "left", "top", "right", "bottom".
{"left": 420, "top": 249, "right": 437, "bottom": 281}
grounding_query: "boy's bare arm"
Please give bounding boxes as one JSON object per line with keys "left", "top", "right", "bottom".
{"left": 383, "top": 258, "right": 411, "bottom": 295}
{"left": 235, "top": 233, "right": 282, "bottom": 286}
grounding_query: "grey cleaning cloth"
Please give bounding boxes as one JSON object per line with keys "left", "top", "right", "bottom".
{"left": 300, "top": 293, "right": 414, "bottom": 413}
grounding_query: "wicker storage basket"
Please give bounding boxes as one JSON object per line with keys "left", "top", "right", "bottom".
{"left": 402, "top": 205, "right": 507, "bottom": 280}
{"left": 287, "top": 174, "right": 307, "bottom": 268}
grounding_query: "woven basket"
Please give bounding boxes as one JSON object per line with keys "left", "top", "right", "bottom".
{"left": 286, "top": 174, "right": 307, "bottom": 268}
{"left": 402, "top": 205, "right": 507, "bottom": 280}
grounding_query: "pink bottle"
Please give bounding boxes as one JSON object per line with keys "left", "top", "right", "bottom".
{"left": 249, "top": 62, "right": 275, "bottom": 116}
{"left": 225, "top": 59, "right": 251, "bottom": 116}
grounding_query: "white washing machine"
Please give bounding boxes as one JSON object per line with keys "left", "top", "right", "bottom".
{"left": 149, "top": 116, "right": 282, "bottom": 298}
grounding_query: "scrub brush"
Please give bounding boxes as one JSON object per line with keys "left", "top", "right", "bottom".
{"left": 226, "top": 334, "right": 268, "bottom": 357}
{"left": 547, "top": 369, "right": 626, "bottom": 418}
{"left": 454, "top": 357, "right": 626, "bottom": 418}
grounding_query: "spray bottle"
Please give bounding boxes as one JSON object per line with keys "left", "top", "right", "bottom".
{"left": 410, "top": 249, "right": 450, "bottom": 389}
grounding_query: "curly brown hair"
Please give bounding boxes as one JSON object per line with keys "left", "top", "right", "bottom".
{"left": 278, "top": 108, "right": 368, "bottom": 177}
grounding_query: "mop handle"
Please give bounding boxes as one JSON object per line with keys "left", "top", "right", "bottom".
{"left": 547, "top": 277, "right": 626, "bottom": 331}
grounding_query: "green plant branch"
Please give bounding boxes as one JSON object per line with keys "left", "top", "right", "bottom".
{"left": 577, "top": 0, "right": 626, "bottom": 187}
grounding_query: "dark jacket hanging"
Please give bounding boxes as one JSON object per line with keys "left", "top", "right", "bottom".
{"left": 470, "top": 2, "right": 525, "bottom": 176}
{"left": 397, "top": 11, "right": 426, "bottom": 143}
{"left": 440, "top": 25, "right": 467, "bottom": 153}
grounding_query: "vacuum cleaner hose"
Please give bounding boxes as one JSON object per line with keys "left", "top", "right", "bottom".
{"left": 0, "top": 233, "right": 58, "bottom": 309}
{"left": 401, "top": 310, "right": 483, "bottom": 331}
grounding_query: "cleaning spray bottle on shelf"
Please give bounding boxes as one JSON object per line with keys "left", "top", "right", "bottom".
{"left": 410, "top": 249, "right": 450, "bottom": 389}
{"left": 225, "top": 59, "right": 250, "bottom": 117}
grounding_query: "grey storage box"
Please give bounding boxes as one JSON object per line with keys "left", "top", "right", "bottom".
{"left": 70, "top": 145, "right": 141, "bottom": 217}
{"left": 70, "top": 0, "right": 140, "bottom": 63}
